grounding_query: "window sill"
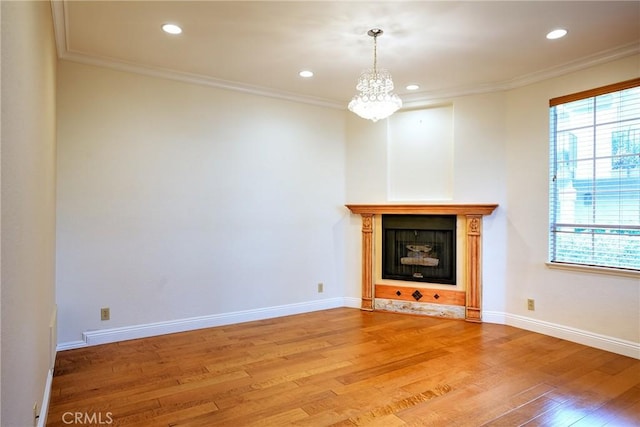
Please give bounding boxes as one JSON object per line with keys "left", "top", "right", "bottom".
{"left": 546, "top": 262, "right": 640, "bottom": 279}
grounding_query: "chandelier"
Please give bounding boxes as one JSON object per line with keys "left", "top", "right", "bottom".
{"left": 348, "top": 28, "right": 402, "bottom": 122}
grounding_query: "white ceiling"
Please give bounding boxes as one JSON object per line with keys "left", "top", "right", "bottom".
{"left": 52, "top": 1, "right": 640, "bottom": 109}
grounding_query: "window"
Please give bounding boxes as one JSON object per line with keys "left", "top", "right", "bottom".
{"left": 549, "top": 78, "right": 640, "bottom": 272}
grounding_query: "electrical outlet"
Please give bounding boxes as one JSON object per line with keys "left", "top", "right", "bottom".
{"left": 101, "top": 307, "right": 110, "bottom": 321}
{"left": 527, "top": 299, "right": 535, "bottom": 311}
{"left": 317, "top": 282, "right": 324, "bottom": 293}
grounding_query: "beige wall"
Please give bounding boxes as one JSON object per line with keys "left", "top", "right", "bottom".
{"left": 56, "top": 61, "right": 348, "bottom": 344}
{"left": 345, "top": 91, "right": 509, "bottom": 312}
{"left": 1, "top": 1, "right": 58, "bottom": 425}
{"left": 345, "top": 55, "right": 639, "bottom": 353}
{"left": 0, "top": 3, "right": 637, "bottom": 424}
{"left": 56, "top": 54, "right": 638, "bottom": 354}
{"left": 504, "top": 55, "right": 640, "bottom": 343}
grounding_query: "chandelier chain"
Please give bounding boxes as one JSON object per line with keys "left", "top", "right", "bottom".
{"left": 373, "top": 33, "right": 378, "bottom": 74}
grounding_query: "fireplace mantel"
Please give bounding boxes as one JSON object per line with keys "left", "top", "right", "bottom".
{"left": 345, "top": 203, "right": 498, "bottom": 216}
{"left": 346, "top": 203, "right": 498, "bottom": 322}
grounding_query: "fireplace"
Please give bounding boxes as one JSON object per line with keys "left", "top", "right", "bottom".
{"left": 382, "top": 215, "right": 456, "bottom": 285}
{"left": 346, "top": 204, "right": 498, "bottom": 322}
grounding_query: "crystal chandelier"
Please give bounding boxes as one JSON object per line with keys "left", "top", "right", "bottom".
{"left": 348, "top": 28, "right": 402, "bottom": 122}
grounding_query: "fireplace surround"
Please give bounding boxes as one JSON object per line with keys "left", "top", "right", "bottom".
{"left": 346, "top": 204, "right": 498, "bottom": 322}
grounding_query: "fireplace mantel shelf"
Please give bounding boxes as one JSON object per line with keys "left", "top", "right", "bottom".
{"left": 345, "top": 203, "right": 498, "bottom": 216}
{"left": 346, "top": 203, "right": 499, "bottom": 322}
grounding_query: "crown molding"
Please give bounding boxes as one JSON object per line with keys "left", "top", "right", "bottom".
{"left": 51, "top": 0, "right": 639, "bottom": 109}
{"left": 50, "top": 0, "right": 68, "bottom": 57}
{"left": 59, "top": 51, "right": 345, "bottom": 110}
{"left": 402, "top": 42, "right": 640, "bottom": 107}
{"left": 49, "top": 1, "right": 343, "bottom": 110}
{"left": 505, "top": 41, "right": 640, "bottom": 89}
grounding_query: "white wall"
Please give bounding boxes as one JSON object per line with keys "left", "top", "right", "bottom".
{"left": 387, "top": 107, "right": 454, "bottom": 201}
{"left": 452, "top": 93, "right": 509, "bottom": 313}
{"left": 504, "top": 55, "right": 640, "bottom": 345}
{"left": 1, "top": 1, "right": 58, "bottom": 425}
{"left": 345, "top": 95, "right": 508, "bottom": 313}
{"left": 55, "top": 45, "right": 637, "bottom": 355}
{"left": 56, "top": 61, "right": 348, "bottom": 344}
{"left": 345, "top": 56, "right": 639, "bottom": 355}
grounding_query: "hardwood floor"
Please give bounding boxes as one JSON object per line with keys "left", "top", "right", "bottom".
{"left": 47, "top": 308, "right": 640, "bottom": 426}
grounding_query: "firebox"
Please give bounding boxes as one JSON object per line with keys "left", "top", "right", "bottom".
{"left": 382, "top": 215, "right": 456, "bottom": 285}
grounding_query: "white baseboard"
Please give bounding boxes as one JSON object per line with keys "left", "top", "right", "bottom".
{"left": 57, "top": 340, "right": 88, "bottom": 351}
{"left": 57, "top": 302, "right": 638, "bottom": 360}
{"left": 37, "top": 368, "right": 54, "bottom": 427}
{"left": 483, "top": 310, "right": 640, "bottom": 359}
{"left": 58, "top": 297, "right": 361, "bottom": 350}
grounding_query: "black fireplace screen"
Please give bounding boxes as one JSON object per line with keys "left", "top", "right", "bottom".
{"left": 382, "top": 215, "right": 456, "bottom": 285}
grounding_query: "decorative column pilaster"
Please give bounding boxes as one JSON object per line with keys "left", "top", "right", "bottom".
{"left": 465, "top": 215, "right": 482, "bottom": 322}
{"left": 360, "top": 214, "right": 374, "bottom": 311}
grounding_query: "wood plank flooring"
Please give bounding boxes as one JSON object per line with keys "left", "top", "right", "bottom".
{"left": 47, "top": 308, "right": 640, "bottom": 426}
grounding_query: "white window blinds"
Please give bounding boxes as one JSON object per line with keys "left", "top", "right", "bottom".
{"left": 549, "top": 78, "right": 640, "bottom": 272}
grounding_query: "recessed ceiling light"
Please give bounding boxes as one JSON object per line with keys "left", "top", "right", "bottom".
{"left": 546, "top": 28, "right": 567, "bottom": 40}
{"left": 162, "top": 23, "right": 182, "bottom": 35}
{"left": 406, "top": 84, "right": 420, "bottom": 91}
{"left": 299, "top": 70, "right": 314, "bottom": 78}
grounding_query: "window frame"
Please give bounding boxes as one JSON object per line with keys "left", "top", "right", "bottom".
{"left": 548, "top": 78, "right": 640, "bottom": 275}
